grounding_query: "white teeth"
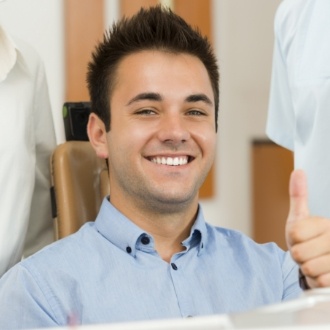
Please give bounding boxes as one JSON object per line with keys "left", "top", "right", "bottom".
{"left": 151, "top": 156, "right": 188, "bottom": 166}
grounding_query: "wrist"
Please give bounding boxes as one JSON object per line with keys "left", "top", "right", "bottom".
{"left": 299, "top": 268, "right": 310, "bottom": 290}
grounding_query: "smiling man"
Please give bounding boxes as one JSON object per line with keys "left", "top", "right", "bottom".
{"left": 88, "top": 49, "right": 216, "bottom": 262}
{"left": 0, "top": 5, "right": 329, "bottom": 329}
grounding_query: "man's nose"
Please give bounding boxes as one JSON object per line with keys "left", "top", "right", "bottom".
{"left": 156, "top": 114, "right": 190, "bottom": 145}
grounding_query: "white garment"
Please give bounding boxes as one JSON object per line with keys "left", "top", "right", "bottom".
{"left": 0, "top": 26, "right": 56, "bottom": 276}
{"left": 267, "top": 0, "right": 330, "bottom": 217}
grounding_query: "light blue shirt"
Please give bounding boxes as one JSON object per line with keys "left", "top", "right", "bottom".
{"left": 0, "top": 198, "right": 302, "bottom": 329}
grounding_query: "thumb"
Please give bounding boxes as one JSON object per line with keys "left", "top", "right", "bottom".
{"left": 288, "top": 169, "right": 309, "bottom": 223}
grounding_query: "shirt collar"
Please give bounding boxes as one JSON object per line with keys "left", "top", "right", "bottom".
{"left": 182, "top": 205, "right": 208, "bottom": 256}
{"left": 0, "top": 25, "right": 18, "bottom": 82}
{"left": 94, "top": 197, "right": 208, "bottom": 258}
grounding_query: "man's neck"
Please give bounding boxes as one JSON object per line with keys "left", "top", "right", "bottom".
{"left": 111, "top": 196, "right": 198, "bottom": 262}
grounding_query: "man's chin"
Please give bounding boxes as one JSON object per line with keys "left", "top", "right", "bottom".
{"left": 146, "top": 192, "right": 198, "bottom": 213}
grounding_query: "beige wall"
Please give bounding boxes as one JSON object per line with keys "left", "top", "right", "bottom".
{"left": 202, "top": 0, "right": 282, "bottom": 234}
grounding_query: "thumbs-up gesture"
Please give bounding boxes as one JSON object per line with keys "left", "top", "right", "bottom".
{"left": 286, "top": 169, "right": 330, "bottom": 288}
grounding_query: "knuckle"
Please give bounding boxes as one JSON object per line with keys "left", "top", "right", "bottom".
{"left": 287, "top": 224, "right": 302, "bottom": 243}
{"left": 300, "top": 263, "right": 314, "bottom": 277}
{"left": 315, "top": 275, "right": 329, "bottom": 288}
{"left": 290, "top": 245, "right": 303, "bottom": 263}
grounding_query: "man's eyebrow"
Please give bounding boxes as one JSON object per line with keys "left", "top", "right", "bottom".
{"left": 185, "top": 94, "right": 213, "bottom": 106}
{"left": 126, "top": 92, "right": 213, "bottom": 106}
{"left": 126, "top": 92, "right": 162, "bottom": 105}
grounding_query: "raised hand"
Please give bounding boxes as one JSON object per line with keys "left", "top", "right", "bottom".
{"left": 286, "top": 169, "right": 330, "bottom": 288}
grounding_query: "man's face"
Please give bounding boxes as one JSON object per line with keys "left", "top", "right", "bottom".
{"left": 105, "top": 50, "right": 216, "bottom": 213}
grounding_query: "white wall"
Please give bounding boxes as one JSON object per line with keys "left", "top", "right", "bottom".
{"left": 0, "top": 0, "right": 281, "bottom": 236}
{"left": 200, "top": 0, "right": 282, "bottom": 235}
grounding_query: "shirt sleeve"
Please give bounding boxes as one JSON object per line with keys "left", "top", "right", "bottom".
{"left": 266, "top": 3, "right": 295, "bottom": 151}
{"left": 281, "top": 252, "right": 303, "bottom": 301}
{"left": 0, "top": 264, "right": 59, "bottom": 329}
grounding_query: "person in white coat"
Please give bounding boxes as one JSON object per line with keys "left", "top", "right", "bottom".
{"left": 0, "top": 24, "right": 56, "bottom": 276}
{"left": 267, "top": 0, "right": 330, "bottom": 218}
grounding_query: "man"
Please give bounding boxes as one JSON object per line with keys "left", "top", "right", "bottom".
{"left": 0, "top": 22, "right": 56, "bottom": 275}
{"left": 0, "top": 5, "right": 329, "bottom": 329}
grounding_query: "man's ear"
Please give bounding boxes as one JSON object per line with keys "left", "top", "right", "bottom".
{"left": 87, "top": 113, "right": 109, "bottom": 159}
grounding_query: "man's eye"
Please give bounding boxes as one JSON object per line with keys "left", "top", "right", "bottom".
{"left": 135, "top": 109, "right": 156, "bottom": 115}
{"left": 187, "top": 109, "right": 206, "bottom": 116}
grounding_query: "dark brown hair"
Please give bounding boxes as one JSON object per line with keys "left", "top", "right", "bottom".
{"left": 87, "top": 5, "right": 219, "bottom": 131}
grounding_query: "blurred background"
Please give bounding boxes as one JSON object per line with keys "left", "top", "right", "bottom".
{"left": 0, "top": 0, "right": 292, "bottom": 250}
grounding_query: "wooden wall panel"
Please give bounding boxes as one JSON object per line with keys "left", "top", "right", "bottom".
{"left": 65, "top": 0, "right": 104, "bottom": 101}
{"left": 120, "top": 0, "right": 158, "bottom": 17}
{"left": 174, "top": 0, "right": 212, "bottom": 41}
{"left": 252, "top": 141, "right": 293, "bottom": 250}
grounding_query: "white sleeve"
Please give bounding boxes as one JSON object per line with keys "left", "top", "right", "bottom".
{"left": 0, "top": 39, "right": 56, "bottom": 276}
{"left": 266, "top": 3, "right": 295, "bottom": 151}
{"left": 24, "top": 53, "right": 57, "bottom": 257}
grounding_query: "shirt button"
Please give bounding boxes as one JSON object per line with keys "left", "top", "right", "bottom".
{"left": 171, "top": 263, "right": 178, "bottom": 270}
{"left": 126, "top": 246, "right": 132, "bottom": 253}
{"left": 141, "top": 236, "right": 150, "bottom": 245}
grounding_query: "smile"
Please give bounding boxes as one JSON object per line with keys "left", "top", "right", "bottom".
{"left": 150, "top": 156, "right": 189, "bottom": 166}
